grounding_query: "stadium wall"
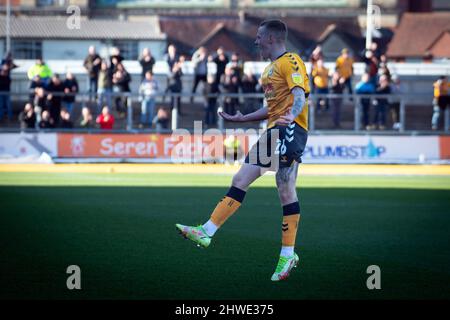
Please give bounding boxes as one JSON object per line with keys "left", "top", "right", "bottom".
{"left": 1, "top": 132, "right": 449, "bottom": 164}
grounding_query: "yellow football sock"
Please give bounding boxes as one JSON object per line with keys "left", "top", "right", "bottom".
{"left": 210, "top": 186, "right": 246, "bottom": 227}
{"left": 281, "top": 202, "right": 301, "bottom": 246}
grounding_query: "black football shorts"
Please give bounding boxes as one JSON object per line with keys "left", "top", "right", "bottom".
{"left": 245, "top": 122, "right": 308, "bottom": 171}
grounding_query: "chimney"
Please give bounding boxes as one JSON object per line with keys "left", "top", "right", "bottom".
{"left": 408, "top": 0, "right": 432, "bottom": 12}
{"left": 239, "top": 10, "right": 247, "bottom": 25}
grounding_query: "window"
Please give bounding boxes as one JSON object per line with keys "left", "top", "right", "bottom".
{"left": 11, "top": 40, "right": 43, "bottom": 59}
{"left": 112, "top": 41, "right": 139, "bottom": 60}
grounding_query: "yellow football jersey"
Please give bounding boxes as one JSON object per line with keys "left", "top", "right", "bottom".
{"left": 335, "top": 56, "right": 354, "bottom": 80}
{"left": 261, "top": 52, "right": 310, "bottom": 130}
{"left": 312, "top": 66, "right": 329, "bottom": 89}
{"left": 434, "top": 80, "right": 449, "bottom": 98}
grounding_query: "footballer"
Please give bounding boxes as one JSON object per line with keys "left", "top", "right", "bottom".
{"left": 176, "top": 19, "right": 310, "bottom": 281}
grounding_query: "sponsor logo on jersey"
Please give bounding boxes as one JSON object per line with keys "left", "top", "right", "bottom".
{"left": 264, "top": 83, "right": 276, "bottom": 99}
{"left": 291, "top": 73, "right": 303, "bottom": 85}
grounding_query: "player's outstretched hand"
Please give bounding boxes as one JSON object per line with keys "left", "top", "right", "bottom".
{"left": 219, "top": 110, "right": 245, "bottom": 122}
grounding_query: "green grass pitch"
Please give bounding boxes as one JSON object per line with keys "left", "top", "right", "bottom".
{"left": 0, "top": 171, "right": 450, "bottom": 300}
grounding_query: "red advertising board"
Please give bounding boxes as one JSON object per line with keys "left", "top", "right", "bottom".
{"left": 57, "top": 133, "right": 249, "bottom": 161}
{"left": 439, "top": 136, "right": 450, "bottom": 159}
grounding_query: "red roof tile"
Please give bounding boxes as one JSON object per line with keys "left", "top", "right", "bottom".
{"left": 159, "top": 14, "right": 363, "bottom": 60}
{"left": 427, "top": 30, "right": 450, "bottom": 58}
{"left": 387, "top": 12, "right": 450, "bottom": 58}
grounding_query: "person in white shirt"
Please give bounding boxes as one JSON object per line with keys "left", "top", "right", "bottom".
{"left": 139, "top": 71, "right": 159, "bottom": 128}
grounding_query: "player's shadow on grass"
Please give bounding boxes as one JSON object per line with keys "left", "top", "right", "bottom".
{"left": 1, "top": 186, "right": 450, "bottom": 300}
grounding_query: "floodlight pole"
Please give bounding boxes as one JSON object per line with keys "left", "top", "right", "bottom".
{"left": 366, "top": 0, "right": 373, "bottom": 49}
{"left": 6, "top": 0, "right": 11, "bottom": 53}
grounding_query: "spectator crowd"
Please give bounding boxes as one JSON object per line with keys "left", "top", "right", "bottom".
{"left": 309, "top": 43, "right": 405, "bottom": 130}
{"left": 0, "top": 42, "right": 447, "bottom": 132}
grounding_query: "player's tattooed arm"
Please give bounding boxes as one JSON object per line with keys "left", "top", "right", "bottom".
{"left": 275, "top": 87, "right": 306, "bottom": 125}
{"left": 291, "top": 87, "right": 306, "bottom": 118}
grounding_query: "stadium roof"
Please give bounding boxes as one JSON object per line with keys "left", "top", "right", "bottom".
{"left": 387, "top": 12, "right": 450, "bottom": 59}
{"left": 0, "top": 16, "right": 166, "bottom": 40}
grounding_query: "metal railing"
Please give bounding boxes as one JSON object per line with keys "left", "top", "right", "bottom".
{"left": 307, "top": 93, "right": 440, "bottom": 133}
{"left": 1, "top": 91, "right": 447, "bottom": 133}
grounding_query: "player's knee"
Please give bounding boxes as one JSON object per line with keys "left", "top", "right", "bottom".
{"left": 231, "top": 174, "right": 249, "bottom": 191}
{"left": 279, "top": 193, "right": 297, "bottom": 205}
{"left": 278, "top": 187, "right": 297, "bottom": 204}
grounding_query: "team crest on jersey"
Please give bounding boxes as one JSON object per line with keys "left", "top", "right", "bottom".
{"left": 291, "top": 73, "right": 303, "bottom": 85}
{"left": 262, "top": 66, "right": 274, "bottom": 79}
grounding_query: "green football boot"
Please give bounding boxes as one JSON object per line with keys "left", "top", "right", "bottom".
{"left": 270, "top": 253, "right": 299, "bottom": 281}
{"left": 175, "top": 223, "right": 211, "bottom": 248}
